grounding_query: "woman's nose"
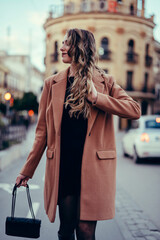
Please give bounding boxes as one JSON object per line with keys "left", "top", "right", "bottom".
{"left": 60, "top": 45, "right": 65, "bottom": 52}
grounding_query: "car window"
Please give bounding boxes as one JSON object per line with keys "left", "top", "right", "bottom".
{"left": 145, "top": 119, "right": 160, "bottom": 129}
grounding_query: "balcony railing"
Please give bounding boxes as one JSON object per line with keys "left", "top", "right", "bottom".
{"left": 99, "top": 50, "right": 112, "bottom": 60}
{"left": 47, "top": 1, "right": 153, "bottom": 20}
{"left": 50, "top": 52, "right": 59, "bottom": 63}
{"left": 145, "top": 55, "right": 152, "bottom": 67}
{"left": 126, "top": 52, "right": 138, "bottom": 63}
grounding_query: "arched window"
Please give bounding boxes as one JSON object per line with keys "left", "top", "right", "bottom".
{"left": 130, "top": 4, "right": 134, "bottom": 15}
{"left": 102, "top": 37, "right": 108, "bottom": 50}
{"left": 99, "top": 37, "right": 111, "bottom": 60}
{"left": 126, "top": 39, "right": 138, "bottom": 63}
{"left": 51, "top": 41, "right": 59, "bottom": 63}
{"left": 145, "top": 44, "right": 149, "bottom": 55}
{"left": 128, "top": 39, "right": 134, "bottom": 53}
{"left": 145, "top": 43, "right": 152, "bottom": 67}
{"left": 126, "top": 71, "right": 134, "bottom": 91}
{"left": 55, "top": 41, "right": 58, "bottom": 52}
{"left": 54, "top": 41, "right": 58, "bottom": 62}
{"left": 142, "top": 72, "right": 148, "bottom": 92}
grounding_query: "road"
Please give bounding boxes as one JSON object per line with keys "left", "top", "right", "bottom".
{"left": 0, "top": 126, "right": 160, "bottom": 239}
{"left": 116, "top": 131, "right": 160, "bottom": 231}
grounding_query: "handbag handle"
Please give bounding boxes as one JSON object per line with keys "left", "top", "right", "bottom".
{"left": 11, "top": 181, "right": 35, "bottom": 220}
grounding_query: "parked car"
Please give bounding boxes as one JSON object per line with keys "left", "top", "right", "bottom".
{"left": 122, "top": 115, "right": 160, "bottom": 163}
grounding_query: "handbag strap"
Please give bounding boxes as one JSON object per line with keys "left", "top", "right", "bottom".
{"left": 11, "top": 182, "right": 35, "bottom": 220}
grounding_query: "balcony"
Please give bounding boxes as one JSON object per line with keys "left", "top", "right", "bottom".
{"left": 99, "top": 50, "right": 112, "bottom": 60}
{"left": 46, "top": 1, "right": 153, "bottom": 21}
{"left": 50, "top": 52, "right": 59, "bottom": 63}
{"left": 126, "top": 52, "right": 138, "bottom": 63}
{"left": 145, "top": 55, "right": 152, "bottom": 67}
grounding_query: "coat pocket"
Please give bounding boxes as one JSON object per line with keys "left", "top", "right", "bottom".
{"left": 96, "top": 150, "right": 116, "bottom": 160}
{"left": 46, "top": 148, "right": 55, "bottom": 159}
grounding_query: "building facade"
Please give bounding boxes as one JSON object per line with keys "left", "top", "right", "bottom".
{"left": 43, "top": 0, "right": 158, "bottom": 129}
{"left": 0, "top": 51, "right": 44, "bottom": 105}
{"left": 153, "top": 40, "right": 160, "bottom": 114}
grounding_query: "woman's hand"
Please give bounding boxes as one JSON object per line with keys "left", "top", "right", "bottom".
{"left": 87, "top": 80, "right": 98, "bottom": 104}
{"left": 16, "top": 174, "right": 30, "bottom": 188}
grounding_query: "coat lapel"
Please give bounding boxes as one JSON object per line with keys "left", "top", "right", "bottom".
{"left": 51, "top": 67, "right": 105, "bottom": 135}
{"left": 51, "top": 67, "right": 69, "bottom": 135}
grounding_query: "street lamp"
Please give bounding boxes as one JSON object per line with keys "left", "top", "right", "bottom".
{"left": 4, "top": 92, "right": 11, "bottom": 101}
{"left": 4, "top": 91, "right": 11, "bottom": 117}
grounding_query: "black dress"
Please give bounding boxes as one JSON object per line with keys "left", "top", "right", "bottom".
{"left": 58, "top": 76, "right": 88, "bottom": 204}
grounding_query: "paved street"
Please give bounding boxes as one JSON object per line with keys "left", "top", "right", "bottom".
{"left": 0, "top": 124, "right": 160, "bottom": 240}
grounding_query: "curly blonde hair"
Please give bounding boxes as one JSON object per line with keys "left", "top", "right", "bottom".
{"left": 64, "top": 28, "right": 104, "bottom": 119}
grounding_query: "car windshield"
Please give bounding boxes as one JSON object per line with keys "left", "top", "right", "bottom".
{"left": 145, "top": 119, "right": 160, "bottom": 129}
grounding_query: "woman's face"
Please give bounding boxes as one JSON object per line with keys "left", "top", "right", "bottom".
{"left": 60, "top": 34, "right": 72, "bottom": 64}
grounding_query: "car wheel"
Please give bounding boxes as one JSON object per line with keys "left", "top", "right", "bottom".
{"left": 133, "top": 147, "right": 140, "bottom": 164}
{"left": 123, "top": 150, "right": 128, "bottom": 157}
{"left": 122, "top": 144, "right": 128, "bottom": 157}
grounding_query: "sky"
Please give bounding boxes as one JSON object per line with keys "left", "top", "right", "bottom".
{"left": 0, "top": 0, "right": 160, "bottom": 72}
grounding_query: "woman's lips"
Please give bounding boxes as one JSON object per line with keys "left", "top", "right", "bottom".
{"left": 62, "top": 53, "right": 67, "bottom": 57}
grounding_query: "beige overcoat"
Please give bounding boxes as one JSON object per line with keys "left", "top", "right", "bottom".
{"left": 20, "top": 66, "right": 141, "bottom": 223}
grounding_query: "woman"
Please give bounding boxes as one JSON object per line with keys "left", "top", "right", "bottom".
{"left": 16, "top": 28, "right": 141, "bottom": 240}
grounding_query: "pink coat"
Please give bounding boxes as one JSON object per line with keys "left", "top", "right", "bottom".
{"left": 20, "top": 66, "right": 141, "bottom": 222}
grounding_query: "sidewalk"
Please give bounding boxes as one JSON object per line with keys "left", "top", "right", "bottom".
{"left": 0, "top": 123, "right": 36, "bottom": 171}
{"left": 1, "top": 126, "right": 160, "bottom": 240}
{"left": 115, "top": 183, "right": 160, "bottom": 240}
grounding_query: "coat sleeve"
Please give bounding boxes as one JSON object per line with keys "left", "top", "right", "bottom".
{"left": 93, "top": 75, "right": 141, "bottom": 119}
{"left": 19, "top": 80, "right": 48, "bottom": 178}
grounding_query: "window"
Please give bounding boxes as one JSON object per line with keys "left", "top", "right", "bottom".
{"left": 145, "top": 44, "right": 149, "bottom": 55}
{"left": 126, "top": 39, "right": 138, "bottom": 63}
{"left": 99, "top": 0, "right": 107, "bottom": 10}
{"left": 131, "top": 120, "right": 139, "bottom": 129}
{"left": 126, "top": 71, "right": 133, "bottom": 91}
{"left": 145, "top": 120, "right": 160, "bottom": 129}
{"left": 99, "top": 37, "right": 111, "bottom": 60}
{"left": 141, "top": 101, "right": 148, "bottom": 115}
{"left": 4, "top": 73, "right": 7, "bottom": 88}
{"left": 130, "top": 4, "right": 134, "bottom": 15}
{"left": 55, "top": 41, "right": 58, "bottom": 61}
{"left": 145, "top": 44, "right": 152, "bottom": 67}
{"left": 157, "top": 88, "right": 160, "bottom": 101}
{"left": 50, "top": 41, "right": 59, "bottom": 63}
{"left": 142, "top": 73, "right": 148, "bottom": 92}
{"left": 128, "top": 39, "right": 134, "bottom": 53}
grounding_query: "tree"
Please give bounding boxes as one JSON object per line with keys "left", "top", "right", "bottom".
{"left": 12, "top": 92, "right": 39, "bottom": 113}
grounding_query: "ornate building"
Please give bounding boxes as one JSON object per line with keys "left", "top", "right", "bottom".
{"left": 43, "top": 0, "right": 158, "bottom": 129}
{"left": 0, "top": 52, "right": 44, "bottom": 105}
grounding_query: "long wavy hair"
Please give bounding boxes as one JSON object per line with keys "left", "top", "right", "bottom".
{"left": 64, "top": 28, "right": 105, "bottom": 119}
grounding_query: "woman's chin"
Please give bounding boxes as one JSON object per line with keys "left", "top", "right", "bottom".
{"left": 62, "top": 59, "right": 71, "bottom": 64}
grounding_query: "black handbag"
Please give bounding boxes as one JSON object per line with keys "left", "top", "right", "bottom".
{"left": 5, "top": 182, "right": 41, "bottom": 238}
